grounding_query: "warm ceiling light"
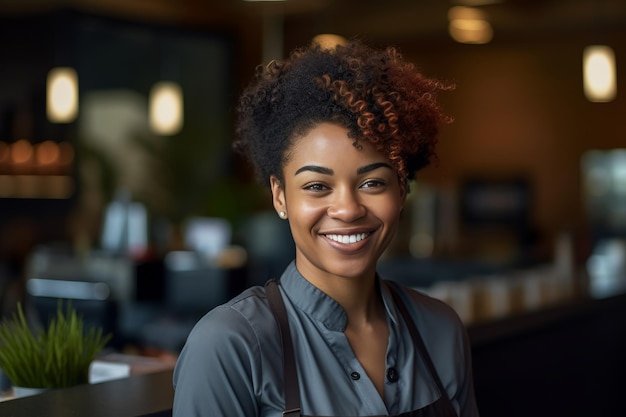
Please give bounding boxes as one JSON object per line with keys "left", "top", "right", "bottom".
{"left": 312, "top": 34, "right": 347, "bottom": 50}
{"left": 583, "top": 45, "right": 617, "bottom": 103}
{"left": 150, "top": 81, "right": 184, "bottom": 135}
{"left": 448, "top": 6, "right": 493, "bottom": 44}
{"left": 47, "top": 67, "right": 79, "bottom": 123}
{"left": 449, "top": 18, "right": 493, "bottom": 44}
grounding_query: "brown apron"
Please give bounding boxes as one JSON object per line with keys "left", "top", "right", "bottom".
{"left": 265, "top": 279, "right": 458, "bottom": 417}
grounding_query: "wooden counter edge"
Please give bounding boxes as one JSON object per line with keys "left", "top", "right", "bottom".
{"left": 0, "top": 369, "right": 174, "bottom": 417}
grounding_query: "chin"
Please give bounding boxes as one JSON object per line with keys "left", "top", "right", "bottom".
{"left": 323, "top": 258, "right": 377, "bottom": 280}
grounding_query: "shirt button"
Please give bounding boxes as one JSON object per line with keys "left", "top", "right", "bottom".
{"left": 350, "top": 371, "right": 361, "bottom": 380}
{"left": 386, "top": 367, "right": 399, "bottom": 382}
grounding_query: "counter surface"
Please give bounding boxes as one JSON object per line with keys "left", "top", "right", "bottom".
{"left": 0, "top": 369, "right": 173, "bottom": 417}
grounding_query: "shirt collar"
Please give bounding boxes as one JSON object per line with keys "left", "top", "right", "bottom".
{"left": 278, "top": 261, "right": 401, "bottom": 331}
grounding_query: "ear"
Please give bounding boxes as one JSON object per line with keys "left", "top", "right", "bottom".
{"left": 270, "top": 175, "right": 286, "bottom": 215}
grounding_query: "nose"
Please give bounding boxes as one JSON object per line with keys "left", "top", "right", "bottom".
{"left": 327, "top": 188, "right": 366, "bottom": 222}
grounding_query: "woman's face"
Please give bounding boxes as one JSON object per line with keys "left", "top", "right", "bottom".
{"left": 270, "top": 122, "right": 406, "bottom": 284}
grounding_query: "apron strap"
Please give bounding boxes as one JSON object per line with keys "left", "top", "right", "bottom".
{"left": 386, "top": 280, "right": 452, "bottom": 404}
{"left": 265, "top": 279, "right": 302, "bottom": 417}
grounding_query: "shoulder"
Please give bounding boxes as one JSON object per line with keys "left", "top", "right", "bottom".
{"left": 183, "top": 285, "right": 277, "bottom": 351}
{"left": 174, "top": 285, "right": 281, "bottom": 387}
{"left": 174, "top": 284, "right": 282, "bottom": 380}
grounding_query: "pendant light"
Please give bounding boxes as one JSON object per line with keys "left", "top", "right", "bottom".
{"left": 149, "top": 81, "right": 184, "bottom": 136}
{"left": 46, "top": 67, "right": 78, "bottom": 123}
{"left": 583, "top": 45, "right": 617, "bottom": 103}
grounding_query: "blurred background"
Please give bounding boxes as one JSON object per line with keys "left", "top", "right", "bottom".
{"left": 0, "top": 0, "right": 625, "bottom": 415}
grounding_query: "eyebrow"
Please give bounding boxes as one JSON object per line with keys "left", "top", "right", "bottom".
{"left": 295, "top": 165, "right": 334, "bottom": 176}
{"left": 357, "top": 162, "right": 393, "bottom": 175}
{"left": 294, "top": 162, "right": 392, "bottom": 176}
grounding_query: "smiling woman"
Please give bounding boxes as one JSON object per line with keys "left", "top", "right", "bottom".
{"left": 172, "top": 40, "right": 479, "bottom": 417}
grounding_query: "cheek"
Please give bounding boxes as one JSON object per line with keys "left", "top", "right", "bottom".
{"left": 288, "top": 198, "right": 327, "bottom": 225}
{"left": 372, "top": 194, "right": 402, "bottom": 213}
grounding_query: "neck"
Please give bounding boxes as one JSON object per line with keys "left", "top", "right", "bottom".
{"left": 304, "top": 270, "right": 384, "bottom": 326}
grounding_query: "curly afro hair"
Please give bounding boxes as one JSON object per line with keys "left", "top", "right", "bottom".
{"left": 233, "top": 39, "right": 453, "bottom": 186}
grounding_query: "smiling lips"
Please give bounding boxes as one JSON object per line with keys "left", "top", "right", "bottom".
{"left": 324, "top": 232, "right": 370, "bottom": 244}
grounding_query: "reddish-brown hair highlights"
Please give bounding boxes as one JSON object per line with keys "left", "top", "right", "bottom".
{"left": 234, "top": 40, "right": 453, "bottom": 185}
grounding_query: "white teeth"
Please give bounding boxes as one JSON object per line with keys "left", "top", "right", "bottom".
{"left": 326, "top": 233, "right": 368, "bottom": 243}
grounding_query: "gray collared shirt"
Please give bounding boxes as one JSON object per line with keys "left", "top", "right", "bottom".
{"left": 173, "top": 261, "right": 479, "bottom": 417}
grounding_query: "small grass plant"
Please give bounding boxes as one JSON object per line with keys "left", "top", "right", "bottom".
{"left": 0, "top": 301, "right": 112, "bottom": 389}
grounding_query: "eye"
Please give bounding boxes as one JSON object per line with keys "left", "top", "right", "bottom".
{"left": 303, "top": 182, "right": 329, "bottom": 192}
{"left": 360, "top": 179, "right": 386, "bottom": 189}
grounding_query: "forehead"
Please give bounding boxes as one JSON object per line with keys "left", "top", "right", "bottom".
{"left": 286, "top": 123, "right": 387, "bottom": 169}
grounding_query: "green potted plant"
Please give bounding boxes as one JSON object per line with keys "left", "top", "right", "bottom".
{"left": 0, "top": 302, "right": 112, "bottom": 397}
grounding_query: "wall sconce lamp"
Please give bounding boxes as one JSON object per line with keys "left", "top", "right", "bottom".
{"left": 149, "top": 81, "right": 184, "bottom": 136}
{"left": 46, "top": 67, "right": 79, "bottom": 123}
{"left": 583, "top": 45, "right": 617, "bottom": 103}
